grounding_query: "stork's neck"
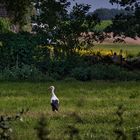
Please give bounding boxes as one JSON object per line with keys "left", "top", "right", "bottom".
{"left": 51, "top": 89, "right": 56, "bottom": 97}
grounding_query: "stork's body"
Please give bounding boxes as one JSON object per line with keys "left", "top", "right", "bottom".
{"left": 49, "top": 86, "right": 59, "bottom": 111}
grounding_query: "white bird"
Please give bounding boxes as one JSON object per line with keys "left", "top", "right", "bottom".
{"left": 48, "top": 86, "right": 59, "bottom": 112}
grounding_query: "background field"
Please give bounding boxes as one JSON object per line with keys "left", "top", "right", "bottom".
{"left": 85, "top": 44, "right": 140, "bottom": 57}
{"left": 0, "top": 81, "right": 140, "bottom": 139}
{"left": 94, "top": 20, "right": 112, "bottom": 31}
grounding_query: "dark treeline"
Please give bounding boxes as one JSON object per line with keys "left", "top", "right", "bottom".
{"left": 92, "top": 8, "right": 132, "bottom": 20}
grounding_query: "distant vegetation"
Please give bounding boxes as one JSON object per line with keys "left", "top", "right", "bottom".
{"left": 0, "top": 32, "right": 139, "bottom": 82}
{"left": 93, "top": 8, "right": 132, "bottom": 20}
{"left": 0, "top": 1, "right": 139, "bottom": 82}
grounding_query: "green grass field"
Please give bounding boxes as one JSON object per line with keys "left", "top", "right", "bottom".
{"left": 80, "top": 44, "right": 140, "bottom": 57}
{"left": 89, "top": 44, "right": 140, "bottom": 57}
{"left": 94, "top": 20, "right": 112, "bottom": 31}
{"left": 0, "top": 81, "right": 140, "bottom": 139}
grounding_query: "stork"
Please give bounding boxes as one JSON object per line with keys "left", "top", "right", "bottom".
{"left": 48, "top": 86, "right": 59, "bottom": 112}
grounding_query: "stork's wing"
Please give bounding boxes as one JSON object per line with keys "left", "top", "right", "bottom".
{"left": 51, "top": 100, "right": 59, "bottom": 111}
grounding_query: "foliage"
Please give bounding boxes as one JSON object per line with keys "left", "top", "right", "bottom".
{"left": 0, "top": 65, "right": 49, "bottom": 81}
{"left": 71, "top": 67, "right": 91, "bottom": 81}
{"left": 109, "top": 0, "right": 138, "bottom": 7}
{"left": 0, "top": 1, "right": 140, "bottom": 82}
{"left": 33, "top": 1, "right": 103, "bottom": 56}
{"left": 47, "top": 56, "right": 84, "bottom": 79}
{"left": 34, "top": 0, "right": 69, "bottom": 30}
{"left": 108, "top": 0, "right": 140, "bottom": 37}
{"left": 93, "top": 8, "right": 131, "bottom": 20}
{"left": 0, "top": 0, "right": 33, "bottom": 30}
{"left": 47, "top": 60, "right": 69, "bottom": 80}
{"left": 0, "top": 18, "right": 11, "bottom": 33}
{"left": 71, "top": 64, "right": 140, "bottom": 81}
{"left": 0, "top": 32, "right": 139, "bottom": 81}
{"left": 56, "top": 3, "right": 101, "bottom": 55}
{"left": 126, "top": 57, "right": 140, "bottom": 70}
{"left": 0, "top": 32, "right": 37, "bottom": 69}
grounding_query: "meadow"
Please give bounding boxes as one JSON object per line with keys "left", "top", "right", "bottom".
{"left": 94, "top": 20, "right": 112, "bottom": 32}
{"left": 93, "top": 20, "right": 140, "bottom": 57}
{"left": 0, "top": 81, "right": 140, "bottom": 139}
{"left": 81, "top": 44, "right": 140, "bottom": 57}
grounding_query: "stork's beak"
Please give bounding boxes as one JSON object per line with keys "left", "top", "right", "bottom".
{"left": 48, "top": 87, "right": 51, "bottom": 90}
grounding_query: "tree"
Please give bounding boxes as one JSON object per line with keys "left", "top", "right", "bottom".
{"left": 33, "top": 1, "right": 103, "bottom": 58}
{"left": 108, "top": 0, "right": 140, "bottom": 37}
{"left": 93, "top": 8, "right": 132, "bottom": 20}
{"left": 56, "top": 3, "right": 101, "bottom": 56}
{"left": 34, "top": 0, "right": 70, "bottom": 30}
{"left": 109, "top": 0, "right": 138, "bottom": 7}
{"left": 0, "top": 0, "right": 33, "bottom": 31}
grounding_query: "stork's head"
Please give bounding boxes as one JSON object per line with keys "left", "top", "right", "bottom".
{"left": 48, "top": 86, "right": 55, "bottom": 91}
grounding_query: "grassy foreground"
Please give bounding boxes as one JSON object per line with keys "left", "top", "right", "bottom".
{"left": 0, "top": 81, "right": 140, "bottom": 139}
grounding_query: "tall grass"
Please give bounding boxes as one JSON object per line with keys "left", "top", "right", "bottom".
{"left": 0, "top": 81, "right": 140, "bottom": 139}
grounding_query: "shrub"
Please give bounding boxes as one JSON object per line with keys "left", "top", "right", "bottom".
{"left": 90, "top": 64, "right": 122, "bottom": 80}
{"left": 0, "top": 32, "right": 37, "bottom": 69}
{"left": 71, "top": 64, "right": 121, "bottom": 81}
{"left": 127, "top": 57, "right": 140, "bottom": 70}
{"left": 71, "top": 64, "right": 140, "bottom": 81}
{"left": 0, "top": 65, "right": 51, "bottom": 81}
{"left": 42, "top": 56, "right": 85, "bottom": 80}
{"left": 0, "top": 18, "right": 11, "bottom": 33}
{"left": 71, "top": 67, "right": 91, "bottom": 81}
{"left": 48, "top": 60, "right": 68, "bottom": 79}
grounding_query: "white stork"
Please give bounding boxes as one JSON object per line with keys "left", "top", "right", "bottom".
{"left": 48, "top": 86, "right": 59, "bottom": 111}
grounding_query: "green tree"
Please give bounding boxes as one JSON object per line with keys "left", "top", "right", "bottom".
{"left": 33, "top": 1, "right": 102, "bottom": 57}
{"left": 93, "top": 8, "right": 131, "bottom": 20}
{"left": 108, "top": 0, "right": 140, "bottom": 37}
{"left": 0, "top": 0, "right": 33, "bottom": 31}
{"left": 34, "top": 0, "right": 69, "bottom": 30}
{"left": 0, "top": 32, "right": 36, "bottom": 69}
{"left": 56, "top": 3, "right": 101, "bottom": 56}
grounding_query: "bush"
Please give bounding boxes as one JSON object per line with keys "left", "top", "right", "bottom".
{"left": 0, "top": 32, "right": 37, "bottom": 69}
{"left": 90, "top": 64, "right": 122, "bottom": 80}
{"left": 71, "top": 67, "right": 91, "bottom": 81}
{"left": 0, "top": 18, "right": 11, "bottom": 33}
{"left": 39, "top": 56, "right": 85, "bottom": 80}
{"left": 91, "top": 64, "right": 140, "bottom": 81}
{"left": 71, "top": 64, "right": 140, "bottom": 81}
{"left": 0, "top": 65, "right": 52, "bottom": 82}
{"left": 49, "top": 60, "right": 68, "bottom": 79}
{"left": 126, "top": 57, "right": 140, "bottom": 70}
